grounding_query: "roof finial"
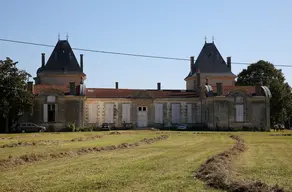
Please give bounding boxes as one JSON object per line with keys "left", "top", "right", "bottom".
{"left": 212, "top": 36, "right": 215, "bottom": 43}
{"left": 66, "top": 33, "right": 69, "bottom": 41}
{"left": 58, "top": 33, "right": 60, "bottom": 41}
{"left": 205, "top": 36, "right": 207, "bottom": 43}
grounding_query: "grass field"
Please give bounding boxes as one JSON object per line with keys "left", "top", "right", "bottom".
{"left": 232, "top": 131, "right": 292, "bottom": 191}
{"left": 0, "top": 130, "right": 291, "bottom": 192}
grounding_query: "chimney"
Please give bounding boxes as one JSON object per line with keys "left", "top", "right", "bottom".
{"left": 69, "top": 82, "right": 76, "bottom": 95}
{"left": 80, "top": 54, "right": 83, "bottom": 72}
{"left": 216, "top": 83, "right": 223, "bottom": 96}
{"left": 196, "top": 68, "right": 201, "bottom": 88}
{"left": 255, "top": 77, "right": 263, "bottom": 96}
{"left": 115, "top": 82, "right": 119, "bottom": 89}
{"left": 190, "top": 56, "right": 194, "bottom": 74}
{"left": 157, "top": 82, "right": 161, "bottom": 90}
{"left": 41, "top": 53, "right": 45, "bottom": 67}
{"left": 27, "top": 81, "right": 34, "bottom": 93}
{"left": 227, "top": 57, "right": 231, "bottom": 71}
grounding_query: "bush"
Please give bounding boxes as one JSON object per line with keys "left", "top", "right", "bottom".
{"left": 67, "top": 123, "right": 76, "bottom": 132}
{"left": 83, "top": 126, "right": 94, "bottom": 132}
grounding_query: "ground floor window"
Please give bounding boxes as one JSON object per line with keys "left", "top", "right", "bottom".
{"left": 48, "top": 104, "right": 56, "bottom": 122}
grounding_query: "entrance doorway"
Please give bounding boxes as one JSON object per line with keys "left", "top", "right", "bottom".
{"left": 137, "top": 106, "right": 148, "bottom": 127}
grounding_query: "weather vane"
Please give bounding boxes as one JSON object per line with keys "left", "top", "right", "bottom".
{"left": 212, "top": 36, "right": 215, "bottom": 43}
{"left": 58, "top": 33, "right": 60, "bottom": 41}
{"left": 205, "top": 36, "right": 207, "bottom": 43}
{"left": 66, "top": 33, "right": 69, "bottom": 41}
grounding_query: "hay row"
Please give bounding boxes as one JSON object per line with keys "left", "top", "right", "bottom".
{"left": 0, "top": 135, "right": 105, "bottom": 148}
{"left": 270, "top": 134, "right": 292, "bottom": 136}
{"left": 195, "top": 135, "right": 284, "bottom": 192}
{"left": 0, "top": 135, "right": 169, "bottom": 171}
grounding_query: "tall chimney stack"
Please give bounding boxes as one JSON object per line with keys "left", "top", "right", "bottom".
{"left": 157, "top": 82, "right": 161, "bottom": 90}
{"left": 196, "top": 68, "right": 201, "bottom": 88}
{"left": 227, "top": 57, "right": 231, "bottom": 71}
{"left": 41, "top": 53, "right": 45, "bottom": 67}
{"left": 27, "top": 81, "right": 34, "bottom": 93}
{"left": 115, "top": 82, "right": 119, "bottom": 89}
{"left": 80, "top": 54, "right": 83, "bottom": 72}
{"left": 216, "top": 83, "right": 223, "bottom": 96}
{"left": 190, "top": 56, "right": 194, "bottom": 74}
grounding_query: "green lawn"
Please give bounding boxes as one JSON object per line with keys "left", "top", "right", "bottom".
{"left": 0, "top": 131, "right": 233, "bottom": 192}
{"left": 232, "top": 131, "right": 292, "bottom": 191}
{"left": 1, "top": 131, "right": 291, "bottom": 192}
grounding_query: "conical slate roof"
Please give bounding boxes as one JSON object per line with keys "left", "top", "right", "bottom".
{"left": 186, "top": 42, "right": 234, "bottom": 78}
{"left": 37, "top": 40, "right": 82, "bottom": 73}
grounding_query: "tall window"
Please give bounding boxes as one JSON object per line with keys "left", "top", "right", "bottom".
{"left": 235, "top": 96, "right": 244, "bottom": 122}
{"left": 48, "top": 104, "right": 56, "bottom": 122}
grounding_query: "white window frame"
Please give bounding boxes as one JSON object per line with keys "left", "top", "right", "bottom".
{"left": 154, "top": 103, "right": 163, "bottom": 124}
{"left": 88, "top": 104, "right": 97, "bottom": 123}
{"left": 105, "top": 103, "right": 114, "bottom": 123}
{"left": 122, "top": 104, "right": 131, "bottom": 123}
{"left": 171, "top": 103, "right": 181, "bottom": 123}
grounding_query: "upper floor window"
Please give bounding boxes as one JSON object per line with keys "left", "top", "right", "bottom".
{"left": 47, "top": 95, "right": 56, "bottom": 103}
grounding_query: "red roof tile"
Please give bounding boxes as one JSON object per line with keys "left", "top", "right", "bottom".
{"left": 32, "top": 84, "right": 255, "bottom": 98}
{"left": 85, "top": 88, "right": 199, "bottom": 98}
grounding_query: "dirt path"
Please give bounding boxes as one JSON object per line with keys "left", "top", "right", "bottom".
{"left": 195, "top": 135, "right": 284, "bottom": 192}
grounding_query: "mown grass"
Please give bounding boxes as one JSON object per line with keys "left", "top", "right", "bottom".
{"left": 0, "top": 131, "right": 158, "bottom": 160}
{"left": 232, "top": 130, "right": 292, "bottom": 191}
{"left": 0, "top": 131, "right": 233, "bottom": 192}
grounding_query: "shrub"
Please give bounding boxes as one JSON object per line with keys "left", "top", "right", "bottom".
{"left": 83, "top": 127, "right": 94, "bottom": 132}
{"left": 67, "top": 123, "right": 76, "bottom": 132}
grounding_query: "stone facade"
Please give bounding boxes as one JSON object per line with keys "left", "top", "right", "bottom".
{"left": 21, "top": 39, "right": 272, "bottom": 131}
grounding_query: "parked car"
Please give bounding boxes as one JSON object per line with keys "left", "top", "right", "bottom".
{"left": 176, "top": 124, "right": 187, "bottom": 130}
{"left": 14, "top": 123, "right": 46, "bottom": 133}
{"left": 101, "top": 123, "right": 113, "bottom": 131}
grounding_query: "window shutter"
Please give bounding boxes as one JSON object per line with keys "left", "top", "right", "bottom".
{"left": 43, "top": 104, "right": 48, "bottom": 122}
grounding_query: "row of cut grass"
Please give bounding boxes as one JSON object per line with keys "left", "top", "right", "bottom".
{"left": 0, "top": 132, "right": 233, "bottom": 192}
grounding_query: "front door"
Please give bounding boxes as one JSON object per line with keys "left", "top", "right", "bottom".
{"left": 137, "top": 106, "right": 148, "bottom": 127}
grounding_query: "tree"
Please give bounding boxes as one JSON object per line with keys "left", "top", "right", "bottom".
{"left": 0, "top": 57, "right": 34, "bottom": 132}
{"left": 236, "top": 60, "right": 292, "bottom": 125}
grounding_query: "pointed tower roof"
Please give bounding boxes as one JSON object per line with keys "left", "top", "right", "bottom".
{"left": 37, "top": 40, "right": 83, "bottom": 74}
{"left": 186, "top": 42, "right": 234, "bottom": 78}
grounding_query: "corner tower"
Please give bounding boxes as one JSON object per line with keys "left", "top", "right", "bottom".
{"left": 185, "top": 41, "right": 236, "bottom": 90}
{"left": 34, "top": 40, "right": 86, "bottom": 86}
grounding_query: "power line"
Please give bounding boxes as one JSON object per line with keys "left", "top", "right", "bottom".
{"left": 0, "top": 38, "right": 187, "bottom": 61}
{"left": 1, "top": 38, "right": 292, "bottom": 67}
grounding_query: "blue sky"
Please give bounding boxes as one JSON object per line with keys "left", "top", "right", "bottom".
{"left": 1, "top": 0, "right": 292, "bottom": 89}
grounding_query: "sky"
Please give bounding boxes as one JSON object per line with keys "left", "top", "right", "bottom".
{"left": 1, "top": 0, "right": 292, "bottom": 89}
